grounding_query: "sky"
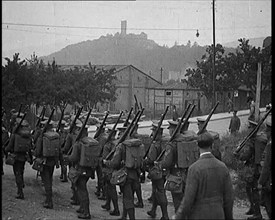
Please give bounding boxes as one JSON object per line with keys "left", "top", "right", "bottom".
{"left": 2, "top": 0, "right": 272, "bottom": 61}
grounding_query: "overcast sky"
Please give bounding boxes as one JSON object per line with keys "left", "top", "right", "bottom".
{"left": 2, "top": 0, "right": 271, "bottom": 60}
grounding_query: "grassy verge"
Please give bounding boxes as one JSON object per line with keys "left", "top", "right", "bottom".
{"left": 221, "top": 130, "right": 250, "bottom": 200}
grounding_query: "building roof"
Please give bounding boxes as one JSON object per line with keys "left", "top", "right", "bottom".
{"left": 58, "top": 64, "right": 162, "bottom": 85}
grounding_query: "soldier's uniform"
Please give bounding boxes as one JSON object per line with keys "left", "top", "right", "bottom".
{"left": 144, "top": 121, "right": 169, "bottom": 220}
{"left": 62, "top": 119, "right": 81, "bottom": 205}
{"left": 64, "top": 127, "right": 99, "bottom": 220}
{"left": 237, "top": 120, "right": 266, "bottom": 220}
{"left": 158, "top": 120, "right": 199, "bottom": 213}
{"left": 34, "top": 120, "right": 62, "bottom": 209}
{"left": 104, "top": 136, "right": 144, "bottom": 220}
{"left": 258, "top": 119, "right": 272, "bottom": 219}
{"left": 94, "top": 123, "right": 108, "bottom": 200}
{"left": 131, "top": 123, "right": 147, "bottom": 208}
{"left": 197, "top": 117, "right": 222, "bottom": 161}
{"left": 56, "top": 120, "right": 69, "bottom": 182}
{"left": 101, "top": 127, "right": 120, "bottom": 216}
{"left": 5, "top": 118, "right": 33, "bottom": 199}
{"left": 2, "top": 122, "right": 9, "bottom": 175}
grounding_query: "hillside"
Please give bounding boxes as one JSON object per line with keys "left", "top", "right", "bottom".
{"left": 40, "top": 32, "right": 239, "bottom": 81}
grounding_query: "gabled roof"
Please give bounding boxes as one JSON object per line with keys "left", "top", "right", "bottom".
{"left": 57, "top": 64, "right": 162, "bottom": 85}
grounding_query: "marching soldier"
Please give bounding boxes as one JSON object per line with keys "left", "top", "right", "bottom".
{"left": 197, "top": 117, "right": 222, "bottom": 160}
{"left": 94, "top": 122, "right": 108, "bottom": 200}
{"left": 5, "top": 118, "right": 33, "bottom": 199}
{"left": 144, "top": 121, "right": 169, "bottom": 220}
{"left": 34, "top": 119, "right": 62, "bottom": 209}
{"left": 101, "top": 126, "right": 120, "bottom": 216}
{"left": 63, "top": 119, "right": 82, "bottom": 205}
{"left": 258, "top": 118, "right": 272, "bottom": 219}
{"left": 235, "top": 120, "right": 266, "bottom": 220}
{"left": 64, "top": 124, "right": 101, "bottom": 219}
{"left": 156, "top": 119, "right": 198, "bottom": 213}
{"left": 131, "top": 123, "right": 146, "bottom": 208}
{"left": 57, "top": 120, "right": 69, "bottom": 182}
{"left": 103, "top": 130, "right": 145, "bottom": 220}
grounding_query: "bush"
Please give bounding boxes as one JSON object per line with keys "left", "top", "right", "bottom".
{"left": 221, "top": 130, "right": 251, "bottom": 200}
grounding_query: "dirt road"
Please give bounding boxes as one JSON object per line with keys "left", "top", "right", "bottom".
{"left": 2, "top": 162, "right": 268, "bottom": 220}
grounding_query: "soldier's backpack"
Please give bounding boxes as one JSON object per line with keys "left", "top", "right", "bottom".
{"left": 123, "top": 138, "right": 145, "bottom": 169}
{"left": 134, "top": 134, "right": 151, "bottom": 156}
{"left": 14, "top": 127, "right": 32, "bottom": 153}
{"left": 79, "top": 137, "right": 101, "bottom": 168}
{"left": 42, "top": 131, "right": 60, "bottom": 157}
{"left": 177, "top": 131, "right": 199, "bottom": 169}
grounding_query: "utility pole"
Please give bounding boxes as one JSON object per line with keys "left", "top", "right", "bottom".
{"left": 160, "top": 67, "right": 163, "bottom": 84}
{"left": 212, "top": 0, "right": 216, "bottom": 108}
{"left": 255, "top": 62, "right": 262, "bottom": 122}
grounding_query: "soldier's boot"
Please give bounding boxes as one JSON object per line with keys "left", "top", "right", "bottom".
{"left": 110, "top": 197, "right": 120, "bottom": 216}
{"left": 118, "top": 207, "right": 127, "bottom": 220}
{"left": 160, "top": 203, "right": 169, "bottom": 220}
{"left": 127, "top": 208, "right": 135, "bottom": 220}
{"left": 101, "top": 197, "right": 111, "bottom": 210}
{"left": 246, "top": 187, "right": 254, "bottom": 215}
{"left": 147, "top": 199, "right": 157, "bottom": 218}
{"left": 98, "top": 191, "right": 106, "bottom": 200}
{"left": 15, "top": 188, "right": 24, "bottom": 200}
{"left": 61, "top": 172, "right": 68, "bottom": 182}
{"left": 134, "top": 183, "right": 144, "bottom": 208}
{"left": 43, "top": 193, "right": 53, "bottom": 209}
{"left": 78, "top": 200, "right": 91, "bottom": 219}
{"left": 71, "top": 188, "right": 80, "bottom": 205}
{"left": 247, "top": 203, "right": 262, "bottom": 220}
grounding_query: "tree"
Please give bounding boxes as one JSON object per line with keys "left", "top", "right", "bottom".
{"left": 224, "top": 38, "right": 271, "bottom": 97}
{"left": 185, "top": 43, "right": 227, "bottom": 100}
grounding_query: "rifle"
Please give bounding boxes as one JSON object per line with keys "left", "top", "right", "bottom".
{"left": 94, "top": 112, "right": 109, "bottom": 139}
{"left": 41, "top": 108, "right": 55, "bottom": 135}
{"left": 123, "top": 107, "right": 133, "bottom": 127}
{"left": 197, "top": 102, "right": 220, "bottom": 135}
{"left": 129, "top": 108, "right": 145, "bottom": 137}
{"left": 139, "top": 102, "right": 143, "bottom": 110}
{"left": 60, "top": 106, "right": 83, "bottom": 150}
{"left": 234, "top": 107, "right": 272, "bottom": 155}
{"left": 105, "top": 111, "right": 124, "bottom": 144}
{"left": 105, "top": 109, "right": 142, "bottom": 160}
{"left": 134, "top": 95, "right": 139, "bottom": 109}
{"left": 56, "top": 103, "right": 67, "bottom": 133}
{"left": 69, "top": 106, "right": 83, "bottom": 134}
{"left": 155, "top": 103, "right": 192, "bottom": 162}
{"left": 143, "top": 106, "right": 169, "bottom": 159}
{"left": 180, "top": 104, "right": 196, "bottom": 133}
{"left": 75, "top": 108, "right": 92, "bottom": 143}
{"left": 32, "top": 106, "right": 46, "bottom": 136}
{"left": 17, "top": 104, "right": 23, "bottom": 117}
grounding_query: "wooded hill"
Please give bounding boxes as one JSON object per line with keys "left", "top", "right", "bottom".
{"left": 40, "top": 32, "right": 237, "bottom": 81}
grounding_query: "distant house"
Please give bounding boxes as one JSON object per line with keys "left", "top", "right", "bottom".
{"left": 58, "top": 64, "right": 161, "bottom": 113}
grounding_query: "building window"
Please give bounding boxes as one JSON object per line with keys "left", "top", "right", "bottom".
{"left": 166, "top": 91, "right": 172, "bottom": 96}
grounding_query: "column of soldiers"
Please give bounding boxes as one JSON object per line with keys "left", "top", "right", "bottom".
{"left": 2, "top": 104, "right": 272, "bottom": 220}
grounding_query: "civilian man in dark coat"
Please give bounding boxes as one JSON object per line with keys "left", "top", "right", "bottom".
{"left": 174, "top": 132, "right": 234, "bottom": 220}
{"left": 229, "top": 110, "right": 241, "bottom": 135}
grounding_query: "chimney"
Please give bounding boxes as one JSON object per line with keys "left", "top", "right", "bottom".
{"left": 121, "top": 20, "right": 127, "bottom": 36}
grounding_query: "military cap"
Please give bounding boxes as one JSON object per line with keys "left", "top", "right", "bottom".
{"left": 14, "top": 112, "right": 25, "bottom": 118}
{"left": 75, "top": 119, "right": 84, "bottom": 128}
{"left": 15, "top": 118, "right": 29, "bottom": 127}
{"left": 10, "top": 109, "right": 16, "bottom": 114}
{"left": 41, "top": 119, "right": 55, "bottom": 125}
{"left": 95, "top": 122, "right": 106, "bottom": 128}
{"left": 197, "top": 132, "right": 214, "bottom": 148}
{"left": 167, "top": 120, "right": 178, "bottom": 128}
{"left": 151, "top": 120, "right": 165, "bottom": 130}
{"left": 117, "top": 126, "right": 127, "bottom": 131}
{"left": 197, "top": 117, "right": 207, "bottom": 123}
{"left": 248, "top": 120, "right": 257, "bottom": 126}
